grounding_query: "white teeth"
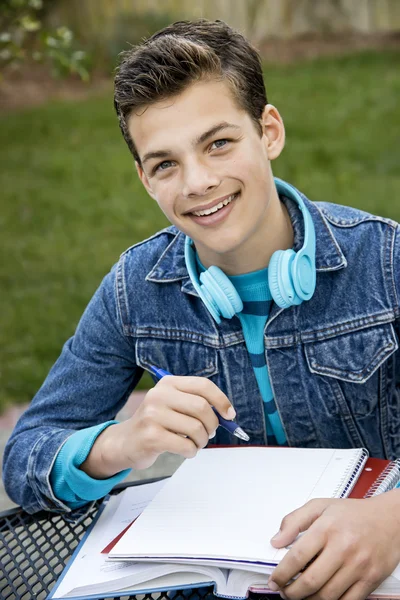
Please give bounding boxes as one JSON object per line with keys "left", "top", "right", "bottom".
{"left": 193, "top": 193, "right": 237, "bottom": 217}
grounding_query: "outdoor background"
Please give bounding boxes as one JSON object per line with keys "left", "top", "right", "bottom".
{"left": 0, "top": 0, "right": 400, "bottom": 508}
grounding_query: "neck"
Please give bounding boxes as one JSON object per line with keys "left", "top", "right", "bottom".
{"left": 197, "top": 187, "right": 294, "bottom": 276}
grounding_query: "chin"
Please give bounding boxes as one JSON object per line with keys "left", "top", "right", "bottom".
{"left": 210, "top": 241, "right": 243, "bottom": 259}
{"left": 191, "top": 228, "right": 248, "bottom": 261}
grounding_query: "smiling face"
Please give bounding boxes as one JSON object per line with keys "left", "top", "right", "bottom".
{"left": 129, "top": 79, "right": 288, "bottom": 273}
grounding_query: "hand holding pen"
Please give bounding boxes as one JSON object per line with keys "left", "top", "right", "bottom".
{"left": 149, "top": 366, "right": 249, "bottom": 442}
{"left": 80, "top": 366, "right": 250, "bottom": 479}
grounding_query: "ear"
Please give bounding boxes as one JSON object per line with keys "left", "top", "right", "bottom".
{"left": 260, "top": 104, "right": 285, "bottom": 160}
{"left": 135, "top": 162, "right": 157, "bottom": 200}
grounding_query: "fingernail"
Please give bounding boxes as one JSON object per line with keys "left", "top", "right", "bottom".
{"left": 280, "top": 593, "right": 287, "bottom": 599}
{"left": 268, "top": 580, "right": 279, "bottom": 592}
{"left": 227, "top": 406, "right": 236, "bottom": 419}
{"left": 209, "top": 430, "right": 217, "bottom": 439}
{"left": 271, "top": 529, "right": 281, "bottom": 541}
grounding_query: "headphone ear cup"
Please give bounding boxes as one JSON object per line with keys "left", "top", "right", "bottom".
{"left": 200, "top": 266, "right": 243, "bottom": 319}
{"left": 292, "top": 253, "right": 316, "bottom": 301}
{"left": 268, "top": 251, "right": 287, "bottom": 308}
{"left": 269, "top": 249, "right": 301, "bottom": 308}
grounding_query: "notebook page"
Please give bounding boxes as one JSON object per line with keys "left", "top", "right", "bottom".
{"left": 110, "top": 447, "right": 365, "bottom": 566}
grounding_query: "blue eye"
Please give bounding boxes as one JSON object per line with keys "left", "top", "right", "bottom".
{"left": 211, "top": 139, "right": 228, "bottom": 150}
{"left": 155, "top": 160, "right": 173, "bottom": 172}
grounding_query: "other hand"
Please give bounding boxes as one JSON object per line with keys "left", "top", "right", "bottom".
{"left": 268, "top": 490, "right": 400, "bottom": 600}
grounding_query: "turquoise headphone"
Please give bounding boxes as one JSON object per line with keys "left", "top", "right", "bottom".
{"left": 184, "top": 178, "right": 316, "bottom": 324}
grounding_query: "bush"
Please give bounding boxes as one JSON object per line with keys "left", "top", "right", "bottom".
{"left": 0, "top": 0, "right": 91, "bottom": 80}
{"left": 107, "top": 10, "right": 174, "bottom": 65}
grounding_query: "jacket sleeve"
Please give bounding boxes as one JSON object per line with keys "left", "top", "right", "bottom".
{"left": 2, "top": 263, "right": 142, "bottom": 515}
{"left": 394, "top": 224, "right": 400, "bottom": 364}
{"left": 395, "top": 225, "right": 400, "bottom": 322}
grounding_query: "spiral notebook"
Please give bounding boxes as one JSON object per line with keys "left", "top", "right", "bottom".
{"left": 108, "top": 446, "right": 369, "bottom": 568}
{"left": 49, "top": 446, "right": 400, "bottom": 600}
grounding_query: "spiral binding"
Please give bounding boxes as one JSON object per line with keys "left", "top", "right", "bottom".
{"left": 332, "top": 449, "right": 369, "bottom": 499}
{"left": 365, "top": 458, "right": 400, "bottom": 498}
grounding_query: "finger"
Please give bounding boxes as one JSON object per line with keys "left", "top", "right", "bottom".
{"left": 335, "top": 579, "right": 379, "bottom": 600}
{"left": 153, "top": 429, "right": 200, "bottom": 460}
{"left": 161, "top": 410, "right": 212, "bottom": 449}
{"left": 270, "top": 498, "right": 332, "bottom": 548}
{"left": 306, "top": 567, "right": 373, "bottom": 600}
{"left": 164, "top": 376, "right": 236, "bottom": 420}
{"left": 269, "top": 526, "right": 326, "bottom": 591}
{"left": 167, "top": 390, "right": 220, "bottom": 436}
{"left": 144, "top": 386, "right": 219, "bottom": 436}
{"left": 280, "top": 547, "right": 343, "bottom": 600}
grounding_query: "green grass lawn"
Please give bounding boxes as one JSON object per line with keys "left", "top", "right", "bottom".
{"left": 1, "top": 50, "right": 400, "bottom": 410}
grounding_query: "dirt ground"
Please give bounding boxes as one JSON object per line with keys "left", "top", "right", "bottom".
{"left": 258, "top": 30, "right": 400, "bottom": 61}
{"left": 0, "top": 66, "right": 111, "bottom": 112}
{"left": 0, "top": 31, "right": 399, "bottom": 112}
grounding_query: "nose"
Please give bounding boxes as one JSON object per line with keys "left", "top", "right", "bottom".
{"left": 181, "top": 159, "right": 220, "bottom": 198}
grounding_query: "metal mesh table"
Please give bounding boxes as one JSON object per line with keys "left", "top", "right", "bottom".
{"left": 0, "top": 479, "right": 273, "bottom": 600}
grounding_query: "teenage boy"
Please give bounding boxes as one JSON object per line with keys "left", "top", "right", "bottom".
{"left": 3, "top": 19, "right": 400, "bottom": 600}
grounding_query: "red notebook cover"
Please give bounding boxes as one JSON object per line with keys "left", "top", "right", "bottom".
{"left": 101, "top": 518, "right": 138, "bottom": 554}
{"left": 349, "top": 457, "right": 398, "bottom": 499}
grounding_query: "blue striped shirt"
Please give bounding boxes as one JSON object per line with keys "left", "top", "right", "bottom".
{"left": 227, "top": 268, "right": 287, "bottom": 445}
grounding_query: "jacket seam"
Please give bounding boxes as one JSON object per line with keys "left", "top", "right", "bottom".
{"left": 320, "top": 208, "right": 397, "bottom": 230}
{"left": 119, "top": 226, "right": 176, "bottom": 258}
{"left": 27, "top": 431, "right": 72, "bottom": 513}
{"left": 129, "top": 326, "right": 245, "bottom": 348}
{"left": 313, "top": 203, "right": 347, "bottom": 265}
{"left": 121, "top": 313, "right": 396, "bottom": 347}
{"left": 301, "top": 312, "right": 395, "bottom": 340}
{"left": 146, "top": 231, "right": 185, "bottom": 282}
{"left": 392, "top": 225, "right": 400, "bottom": 317}
{"left": 115, "top": 254, "right": 128, "bottom": 331}
{"left": 384, "top": 221, "right": 397, "bottom": 316}
{"left": 265, "top": 312, "right": 396, "bottom": 348}
{"left": 45, "top": 434, "right": 77, "bottom": 512}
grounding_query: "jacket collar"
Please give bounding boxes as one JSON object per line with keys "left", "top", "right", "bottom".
{"left": 146, "top": 191, "right": 347, "bottom": 296}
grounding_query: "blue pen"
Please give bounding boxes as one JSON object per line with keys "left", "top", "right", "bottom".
{"left": 149, "top": 365, "right": 250, "bottom": 442}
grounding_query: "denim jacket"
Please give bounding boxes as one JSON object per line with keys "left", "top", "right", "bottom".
{"left": 3, "top": 186, "right": 400, "bottom": 514}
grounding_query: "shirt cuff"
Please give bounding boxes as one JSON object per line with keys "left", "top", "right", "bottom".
{"left": 50, "top": 421, "right": 131, "bottom": 505}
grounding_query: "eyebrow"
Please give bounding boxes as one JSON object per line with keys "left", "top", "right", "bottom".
{"left": 141, "top": 122, "right": 241, "bottom": 166}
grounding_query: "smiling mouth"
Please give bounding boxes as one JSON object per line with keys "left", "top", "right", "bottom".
{"left": 191, "top": 192, "right": 239, "bottom": 217}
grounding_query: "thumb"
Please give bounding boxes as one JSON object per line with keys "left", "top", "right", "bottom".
{"left": 270, "top": 498, "right": 329, "bottom": 548}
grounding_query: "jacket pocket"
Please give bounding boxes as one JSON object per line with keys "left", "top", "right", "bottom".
{"left": 136, "top": 338, "right": 218, "bottom": 378}
{"left": 304, "top": 323, "right": 398, "bottom": 417}
{"left": 305, "top": 323, "right": 398, "bottom": 383}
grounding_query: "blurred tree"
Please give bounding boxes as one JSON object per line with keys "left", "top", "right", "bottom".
{"left": 246, "top": 0, "right": 265, "bottom": 42}
{"left": 283, "top": 0, "right": 350, "bottom": 35}
{"left": 0, "top": 0, "right": 91, "bottom": 80}
{"left": 300, "top": 0, "right": 349, "bottom": 33}
{"left": 107, "top": 9, "right": 175, "bottom": 61}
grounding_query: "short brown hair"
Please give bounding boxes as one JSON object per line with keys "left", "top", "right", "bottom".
{"left": 114, "top": 19, "right": 267, "bottom": 165}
